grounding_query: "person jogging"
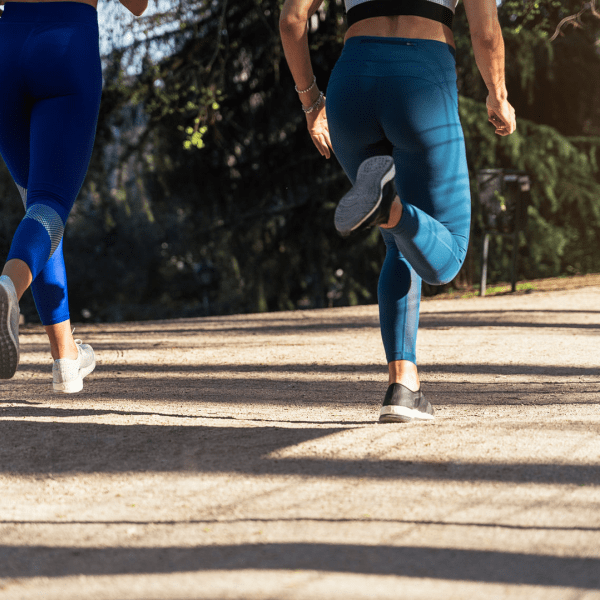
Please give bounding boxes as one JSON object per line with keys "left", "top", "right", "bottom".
{"left": 0, "top": 0, "right": 147, "bottom": 392}
{"left": 280, "top": 0, "right": 516, "bottom": 422}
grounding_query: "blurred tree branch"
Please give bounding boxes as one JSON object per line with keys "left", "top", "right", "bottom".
{"left": 550, "top": 0, "right": 600, "bottom": 41}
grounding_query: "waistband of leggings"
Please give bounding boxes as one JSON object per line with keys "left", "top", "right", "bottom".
{"left": 343, "top": 35, "right": 456, "bottom": 58}
{"left": 1, "top": 2, "right": 98, "bottom": 25}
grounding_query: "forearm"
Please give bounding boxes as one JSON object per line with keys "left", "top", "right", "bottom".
{"left": 279, "top": 0, "right": 332, "bottom": 156}
{"left": 470, "top": 21, "right": 508, "bottom": 100}
{"left": 279, "top": 1, "right": 322, "bottom": 106}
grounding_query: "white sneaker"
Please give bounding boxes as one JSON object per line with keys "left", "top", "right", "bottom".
{"left": 0, "top": 275, "right": 20, "bottom": 379}
{"left": 53, "top": 340, "right": 96, "bottom": 393}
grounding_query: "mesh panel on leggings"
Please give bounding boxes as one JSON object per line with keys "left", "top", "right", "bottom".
{"left": 15, "top": 184, "right": 27, "bottom": 210}
{"left": 23, "top": 204, "right": 64, "bottom": 259}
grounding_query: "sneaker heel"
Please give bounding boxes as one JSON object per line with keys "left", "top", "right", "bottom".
{"left": 53, "top": 376, "right": 84, "bottom": 394}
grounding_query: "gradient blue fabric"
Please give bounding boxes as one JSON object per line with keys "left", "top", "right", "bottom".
{"left": 0, "top": 1, "right": 102, "bottom": 325}
{"left": 326, "top": 36, "right": 471, "bottom": 364}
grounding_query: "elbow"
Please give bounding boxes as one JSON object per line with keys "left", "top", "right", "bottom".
{"left": 279, "top": 15, "right": 291, "bottom": 35}
{"left": 134, "top": 0, "right": 148, "bottom": 16}
{"left": 470, "top": 21, "right": 502, "bottom": 47}
{"left": 279, "top": 12, "right": 307, "bottom": 36}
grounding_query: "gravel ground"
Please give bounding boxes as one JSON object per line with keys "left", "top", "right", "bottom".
{"left": 1, "top": 285, "right": 599, "bottom": 599}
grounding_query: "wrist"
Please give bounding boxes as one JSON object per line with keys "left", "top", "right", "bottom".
{"left": 300, "top": 87, "right": 322, "bottom": 108}
{"left": 487, "top": 87, "right": 508, "bottom": 103}
{"left": 302, "top": 91, "right": 325, "bottom": 115}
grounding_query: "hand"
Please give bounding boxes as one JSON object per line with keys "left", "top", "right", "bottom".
{"left": 306, "top": 98, "right": 333, "bottom": 159}
{"left": 486, "top": 95, "right": 516, "bottom": 136}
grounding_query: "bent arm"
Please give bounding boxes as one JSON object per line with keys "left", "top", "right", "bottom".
{"left": 463, "top": 0, "right": 516, "bottom": 135}
{"left": 118, "top": 0, "right": 148, "bottom": 17}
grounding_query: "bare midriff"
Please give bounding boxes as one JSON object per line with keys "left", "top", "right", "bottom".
{"left": 345, "top": 14, "right": 455, "bottom": 48}
{"left": 3, "top": 0, "right": 98, "bottom": 9}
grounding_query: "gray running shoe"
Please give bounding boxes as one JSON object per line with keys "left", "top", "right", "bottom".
{"left": 0, "top": 275, "right": 20, "bottom": 379}
{"left": 53, "top": 340, "right": 96, "bottom": 393}
{"left": 379, "top": 383, "right": 435, "bottom": 423}
{"left": 334, "top": 155, "right": 397, "bottom": 236}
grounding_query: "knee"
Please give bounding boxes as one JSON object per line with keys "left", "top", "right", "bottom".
{"left": 23, "top": 204, "right": 65, "bottom": 260}
{"left": 26, "top": 189, "right": 71, "bottom": 221}
{"left": 422, "top": 272, "right": 452, "bottom": 286}
{"left": 421, "top": 256, "right": 464, "bottom": 287}
{"left": 425, "top": 273, "right": 455, "bottom": 286}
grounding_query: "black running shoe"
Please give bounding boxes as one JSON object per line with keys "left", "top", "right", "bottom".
{"left": 334, "top": 155, "right": 397, "bottom": 237}
{"left": 379, "top": 383, "right": 435, "bottom": 423}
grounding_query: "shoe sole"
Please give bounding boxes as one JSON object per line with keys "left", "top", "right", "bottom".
{"left": 334, "top": 156, "right": 396, "bottom": 236}
{"left": 379, "top": 405, "right": 434, "bottom": 423}
{"left": 0, "top": 282, "right": 19, "bottom": 380}
{"left": 53, "top": 357, "right": 96, "bottom": 394}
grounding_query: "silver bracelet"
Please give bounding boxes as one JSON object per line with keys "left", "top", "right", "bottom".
{"left": 302, "top": 91, "right": 325, "bottom": 114}
{"left": 295, "top": 76, "right": 316, "bottom": 95}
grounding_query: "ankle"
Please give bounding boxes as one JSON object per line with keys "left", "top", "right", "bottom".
{"left": 45, "top": 319, "right": 79, "bottom": 361}
{"left": 388, "top": 359, "right": 419, "bottom": 392}
{"left": 52, "top": 342, "right": 79, "bottom": 361}
{"left": 379, "top": 197, "right": 403, "bottom": 229}
{"left": 389, "top": 379, "right": 420, "bottom": 393}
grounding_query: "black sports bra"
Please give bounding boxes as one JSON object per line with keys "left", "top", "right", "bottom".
{"left": 345, "top": 0, "right": 459, "bottom": 29}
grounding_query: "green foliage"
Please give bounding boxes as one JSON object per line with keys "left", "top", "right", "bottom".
{"left": 454, "top": 0, "right": 600, "bottom": 134}
{"left": 459, "top": 96, "right": 600, "bottom": 279}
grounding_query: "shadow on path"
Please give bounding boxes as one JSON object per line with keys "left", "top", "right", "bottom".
{"left": 17, "top": 307, "right": 600, "bottom": 344}
{"left": 1, "top": 543, "right": 599, "bottom": 588}
{"left": 2, "top": 373, "right": 598, "bottom": 410}
{"left": 1, "top": 422, "right": 599, "bottom": 484}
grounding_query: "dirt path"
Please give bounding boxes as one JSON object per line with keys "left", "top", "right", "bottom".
{"left": 1, "top": 286, "right": 599, "bottom": 599}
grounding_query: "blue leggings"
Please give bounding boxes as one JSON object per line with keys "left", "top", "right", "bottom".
{"left": 0, "top": 2, "right": 102, "bottom": 326}
{"left": 326, "top": 37, "right": 471, "bottom": 365}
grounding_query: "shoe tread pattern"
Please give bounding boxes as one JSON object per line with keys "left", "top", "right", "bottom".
{"left": 0, "top": 279, "right": 19, "bottom": 380}
{"left": 334, "top": 156, "right": 395, "bottom": 236}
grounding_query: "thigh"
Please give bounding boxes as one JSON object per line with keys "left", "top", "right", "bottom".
{"left": 28, "top": 92, "right": 101, "bottom": 221}
{"left": 326, "top": 70, "right": 392, "bottom": 184}
{"left": 0, "top": 26, "right": 31, "bottom": 191}
{"left": 0, "top": 96, "right": 31, "bottom": 194}
{"left": 380, "top": 75, "right": 471, "bottom": 245}
{"left": 24, "top": 22, "right": 102, "bottom": 221}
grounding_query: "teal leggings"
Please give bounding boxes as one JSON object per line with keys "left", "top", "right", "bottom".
{"left": 326, "top": 37, "right": 471, "bottom": 364}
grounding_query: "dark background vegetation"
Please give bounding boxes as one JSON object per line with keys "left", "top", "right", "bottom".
{"left": 1, "top": 0, "right": 600, "bottom": 323}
